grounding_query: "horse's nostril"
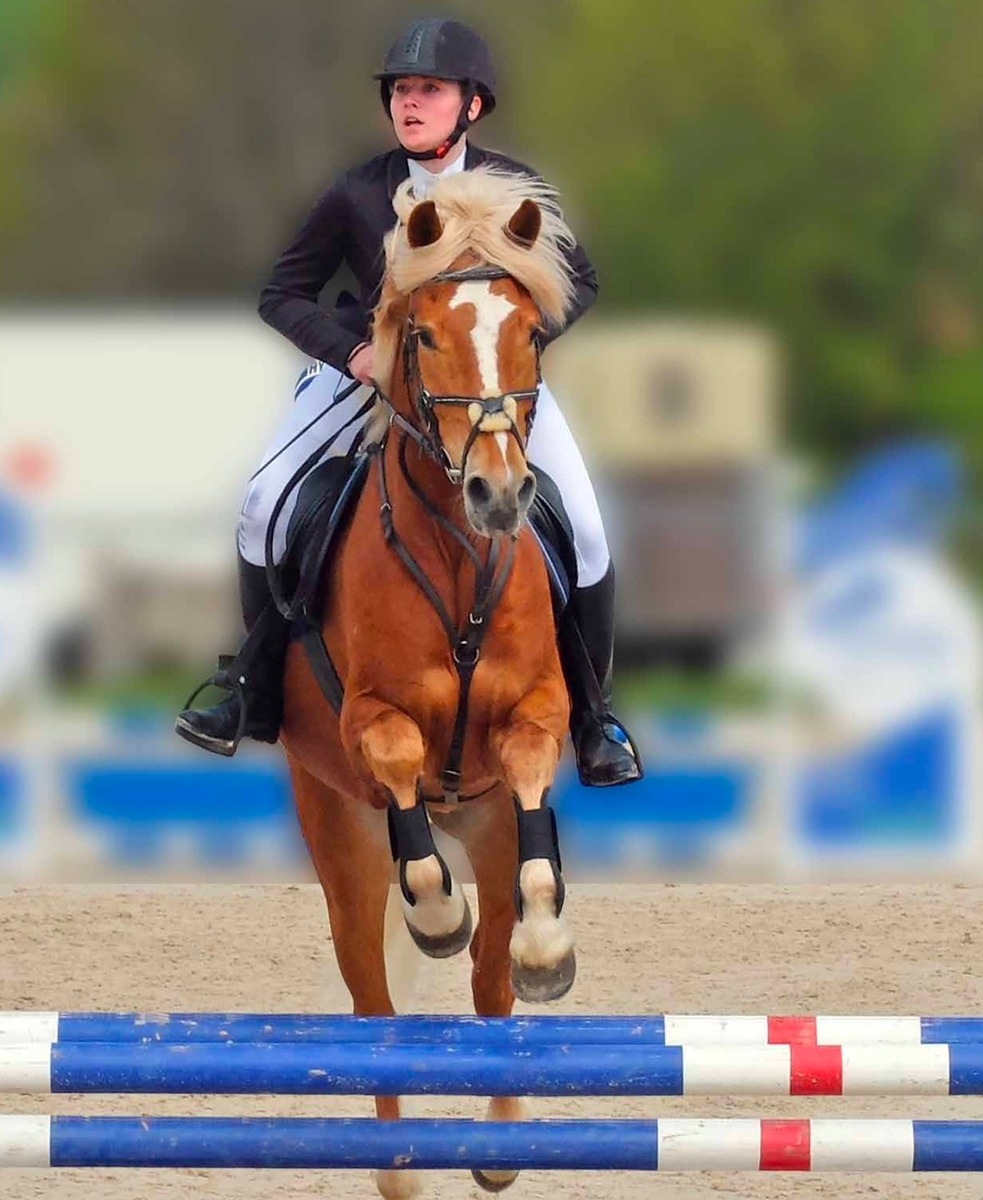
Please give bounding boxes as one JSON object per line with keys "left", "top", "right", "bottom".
{"left": 466, "top": 476, "right": 492, "bottom": 507}
{"left": 517, "top": 473, "right": 536, "bottom": 508}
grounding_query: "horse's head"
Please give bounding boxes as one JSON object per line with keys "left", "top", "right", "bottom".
{"left": 374, "top": 168, "right": 576, "bottom": 539}
{"left": 403, "top": 201, "right": 545, "bottom": 535}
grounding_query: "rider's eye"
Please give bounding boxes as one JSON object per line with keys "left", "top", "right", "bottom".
{"left": 416, "top": 327, "right": 437, "bottom": 351}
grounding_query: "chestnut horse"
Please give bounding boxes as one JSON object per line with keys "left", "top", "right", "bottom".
{"left": 280, "top": 168, "right": 577, "bottom": 1199}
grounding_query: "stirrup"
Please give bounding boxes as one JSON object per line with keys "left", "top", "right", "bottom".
{"left": 574, "top": 710, "right": 644, "bottom": 788}
{"left": 175, "top": 655, "right": 248, "bottom": 756}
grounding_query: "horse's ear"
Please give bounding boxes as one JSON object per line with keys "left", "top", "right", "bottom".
{"left": 407, "top": 200, "right": 443, "bottom": 248}
{"left": 505, "top": 199, "right": 541, "bottom": 249}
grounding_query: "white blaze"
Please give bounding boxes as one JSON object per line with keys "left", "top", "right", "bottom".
{"left": 449, "top": 281, "right": 516, "bottom": 396}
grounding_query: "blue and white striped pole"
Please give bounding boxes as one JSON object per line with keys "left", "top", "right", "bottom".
{"left": 6, "top": 1041, "right": 983, "bottom": 1096}
{"left": 3, "top": 1117, "right": 983, "bottom": 1171}
{"left": 4, "top": 1012, "right": 983, "bottom": 1046}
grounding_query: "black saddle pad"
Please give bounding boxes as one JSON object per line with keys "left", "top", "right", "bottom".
{"left": 283, "top": 446, "right": 371, "bottom": 621}
{"left": 527, "top": 465, "right": 576, "bottom": 615}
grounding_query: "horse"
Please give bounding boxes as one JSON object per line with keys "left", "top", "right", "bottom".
{"left": 280, "top": 167, "right": 579, "bottom": 1199}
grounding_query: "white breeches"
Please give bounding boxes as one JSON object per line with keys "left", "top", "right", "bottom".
{"left": 238, "top": 362, "right": 611, "bottom": 587}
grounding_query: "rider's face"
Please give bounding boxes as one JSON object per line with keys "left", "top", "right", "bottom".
{"left": 390, "top": 76, "right": 479, "bottom": 155}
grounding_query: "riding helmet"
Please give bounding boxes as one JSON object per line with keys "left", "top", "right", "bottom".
{"left": 374, "top": 18, "right": 497, "bottom": 117}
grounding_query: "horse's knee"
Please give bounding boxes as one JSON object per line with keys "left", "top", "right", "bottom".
{"left": 354, "top": 709, "right": 425, "bottom": 802}
{"left": 497, "top": 721, "right": 559, "bottom": 767}
{"left": 495, "top": 720, "right": 561, "bottom": 806}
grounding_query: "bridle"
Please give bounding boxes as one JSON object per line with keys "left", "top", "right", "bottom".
{"left": 370, "top": 261, "right": 543, "bottom": 804}
{"left": 380, "top": 264, "right": 542, "bottom": 485}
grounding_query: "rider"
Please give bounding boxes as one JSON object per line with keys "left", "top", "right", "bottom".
{"left": 175, "top": 17, "right": 642, "bottom": 788}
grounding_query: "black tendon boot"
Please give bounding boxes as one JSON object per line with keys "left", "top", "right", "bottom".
{"left": 174, "top": 556, "right": 291, "bottom": 757}
{"left": 560, "top": 562, "right": 643, "bottom": 787}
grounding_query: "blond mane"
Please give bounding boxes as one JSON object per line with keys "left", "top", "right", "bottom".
{"left": 370, "top": 166, "right": 577, "bottom": 398}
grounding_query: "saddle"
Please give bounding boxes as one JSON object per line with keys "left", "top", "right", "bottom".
{"left": 279, "top": 450, "right": 578, "bottom": 713}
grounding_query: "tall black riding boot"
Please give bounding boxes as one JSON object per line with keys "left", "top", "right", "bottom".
{"left": 174, "top": 555, "right": 291, "bottom": 757}
{"left": 560, "top": 562, "right": 643, "bottom": 788}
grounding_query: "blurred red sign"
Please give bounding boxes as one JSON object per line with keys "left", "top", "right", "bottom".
{"left": 3, "top": 444, "right": 55, "bottom": 492}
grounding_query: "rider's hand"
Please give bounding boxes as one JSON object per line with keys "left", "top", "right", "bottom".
{"left": 347, "top": 343, "right": 375, "bottom": 387}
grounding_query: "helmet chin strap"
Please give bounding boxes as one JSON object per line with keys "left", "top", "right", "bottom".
{"left": 401, "top": 86, "right": 477, "bottom": 163}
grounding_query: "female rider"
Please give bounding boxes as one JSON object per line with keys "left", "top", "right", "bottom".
{"left": 176, "top": 17, "right": 642, "bottom": 788}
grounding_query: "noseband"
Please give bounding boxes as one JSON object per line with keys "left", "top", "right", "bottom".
{"left": 385, "top": 264, "right": 542, "bottom": 484}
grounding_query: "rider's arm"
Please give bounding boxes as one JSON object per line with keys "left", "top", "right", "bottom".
{"left": 257, "top": 177, "right": 364, "bottom": 373}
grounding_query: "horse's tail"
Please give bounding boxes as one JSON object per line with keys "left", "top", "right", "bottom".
{"left": 383, "top": 880, "right": 424, "bottom": 1011}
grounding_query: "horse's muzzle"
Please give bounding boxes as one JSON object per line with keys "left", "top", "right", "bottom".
{"left": 464, "top": 470, "right": 537, "bottom": 537}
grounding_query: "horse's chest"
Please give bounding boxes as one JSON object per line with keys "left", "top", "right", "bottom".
{"left": 382, "top": 655, "right": 525, "bottom": 724}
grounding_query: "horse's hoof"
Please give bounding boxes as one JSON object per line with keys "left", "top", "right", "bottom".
{"left": 471, "top": 1167, "right": 520, "bottom": 1193}
{"left": 375, "top": 1167, "right": 424, "bottom": 1200}
{"left": 511, "top": 947, "right": 577, "bottom": 1003}
{"left": 406, "top": 894, "right": 473, "bottom": 959}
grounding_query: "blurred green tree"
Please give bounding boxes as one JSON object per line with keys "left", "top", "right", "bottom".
{"left": 516, "top": 0, "right": 983, "bottom": 463}
{"left": 0, "top": 0, "right": 525, "bottom": 296}
{"left": 2, "top": 0, "right": 983, "bottom": 471}
{"left": 0, "top": 1, "right": 44, "bottom": 87}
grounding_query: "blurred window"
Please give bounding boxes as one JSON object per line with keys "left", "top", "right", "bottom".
{"left": 651, "top": 362, "right": 697, "bottom": 424}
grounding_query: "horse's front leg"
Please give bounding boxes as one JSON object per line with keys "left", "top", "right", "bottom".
{"left": 286, "top": 762, "right": 420, "bottom": 1200}
{"left": 348, "top": 700, "right": 472, "bottom": 957}
{"left": 493, "top": 705, "right": 575, "bottom": 1004}
{"left": 444, "top": 795, "right": 528, "bottom": 1194}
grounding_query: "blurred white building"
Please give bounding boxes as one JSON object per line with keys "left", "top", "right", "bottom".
{"left": 0, "top": 308, "right": 305, "bottom": 669}
{"left": 546, "top": 317, "right": 780, "bottom": 660}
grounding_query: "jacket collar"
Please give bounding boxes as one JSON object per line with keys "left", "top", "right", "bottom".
{"left": 387, "top": 142, "right": 486, "bottom": 199}
{"left": 386, "top": 151, "right": 410, "bottom": 201}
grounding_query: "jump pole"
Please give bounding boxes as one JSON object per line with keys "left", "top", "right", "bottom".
{"left": 2, "top": 1117, "right": 983, "bottom": 1171}
{"left": 3, "top": 1011, "right": 983, "bottom": 1046}
{"left": 4, "top": 1041, "right": 983, "bottom": 1096}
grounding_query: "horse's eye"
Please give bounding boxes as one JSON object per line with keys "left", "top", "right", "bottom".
{"left": 531, "top": 328, "right": 545, "bottom": 347}
{"left": 415, "top": 327, "right": 437, "bottom": 351}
